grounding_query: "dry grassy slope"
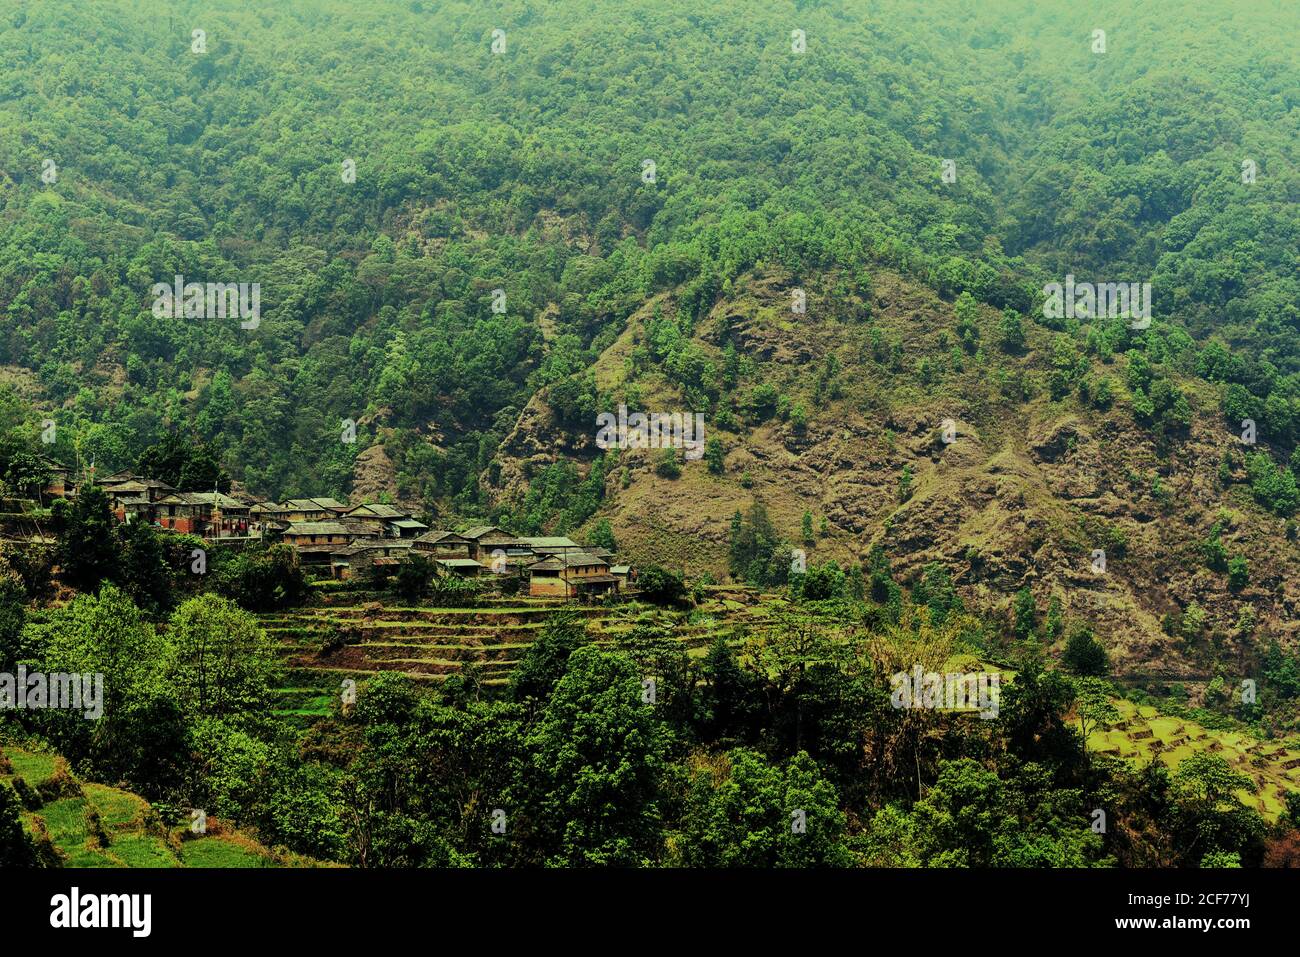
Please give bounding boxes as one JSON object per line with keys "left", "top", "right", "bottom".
{"left": 487, "top": 268, "right": 1300, "bottom": 677}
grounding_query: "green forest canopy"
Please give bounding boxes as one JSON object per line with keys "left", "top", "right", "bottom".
{"left": 0, "top": 0, "right": 1295, "bottom": 517}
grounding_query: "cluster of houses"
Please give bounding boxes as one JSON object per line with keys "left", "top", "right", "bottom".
{"left": 71, "top": 469, "right": 633, "bottom": 599}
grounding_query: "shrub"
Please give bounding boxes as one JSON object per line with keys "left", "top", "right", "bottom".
{"left": 0, "top": 783, "right": 37, "bottom": 867}
{"left": 11, "top": 777, "right": 42, "bottom": 811}
{"left": 1227, "top": 555, "right": 1249, "bottom": 591}
{"left": 654, "top": 448, "right": 682, "bottom": 479}
{"left": 636, "top": 564, "right": 690, "bottom": 607}
{"left": 1245, "top": 452, "right": 1298, "bottom": 516}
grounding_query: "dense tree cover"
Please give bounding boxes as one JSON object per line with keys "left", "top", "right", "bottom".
{"left": 2, "top": 0, "right": 1298, "bottom": 871}
{"left": 136, "top": 430, "right": 230, "bottom": 492}
{"left": 3, "top": 538, "right": 1296, "bottom": 867}
{"left": 1, "top": 0, "right": 1294, "bottom": 524}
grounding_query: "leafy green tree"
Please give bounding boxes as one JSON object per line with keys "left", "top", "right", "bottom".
{"left": 41, "top": 586, "right": 187, "bottom": 793}
{"left": 793, "top": 560, "right": 844, "bottom": 602}
{"left": 1227, "top": 555, "right": 1249, "bottom": 591}
{"left": 615, "top": 623, "right": 695, "bottom": 731}
{"left": 114, "top": 518, "right": 172, "bottom": 612}
{"left": 44, "top": 585, "right": 169, "bottom": 715}
{"left": 699, "top": 636, "right": 759, "bottom": 743}
{"left": 704, "top": 437, "right": 725, "bottom": 474}
{"left": 137, "top": 430, "right": 230, "bottom": 492}
{"left": 508, "top": 611, "right": 590, "bottom": 704}
{"left": 889, "top": 758, "right": 1103, "bottom": 867}
{"left": 216, "top": 543, "right": 308, "bottom": 611}
{"left": 1043, "top": 595, "right": 1064, "bottom": 642}
{"left": 1244, "top": 452, "right": 1298, "bottom": 516}
{"left": 1012, "top": 587, "right": 1037, "bottom": 641}
{"left": 897, "top": 464, "right": 914, "bottom": 503}
{"left": 1062, "top": 626, "right": 1109, "bottom": 676}
{"left": 998, "top": 308, "right": 1024, "bottom": 353}
{"left": 677, "top": 749, "right": 851, "bottom": 867}
{"left": 1181, "top": 602, "right": 1207, "bottom": 640}
{"left": 1092, "top": 377, "right": 1115, "bottom": 409}
{"left": 636, "top": 564, "right": 690, "bottom": 607}
{"left": 1201, "top": 522, "right": 1229, "bottom": 571}
{"left": 1171, "top": 753, "right": 1266, "bottom": 866}
{"left": 954, "top": 292, "right": 981, "bottom": 353}
{"left": 587, "top": 518, "right": 617, "bottom": 551}
{"left": 1072, "top": 677, "right": 1119, "bottom": 762}
{"left": 392, "top": 553, "right": 436, "bottom": 602}
{"left": 50, "top": 486, "right": 118, "bottom": 593}
{"left": 654, "top": 447, "right": 681, "bottom": 479}
{"left": 0, "top": 568, "right": 29, "bottom": 672}
{"left": 517, "top": 646, "right": 664, "bottom": 866}
{"left": 912, "top": 562, "right": 962, "bottom": 626}
{"left": 0, "top": 434, "right": 50, "bottom": 502}
{"left": 167, "top": 594, "right": 280, "bottom": 721}
{"left": 998, "top": 656, "right": 1080, "bottom": 769}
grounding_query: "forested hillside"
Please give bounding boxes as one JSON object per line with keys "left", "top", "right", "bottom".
{"left": 2, "top": 0, "right": 1300, "bottom": 877}
{"left": 2, "top": 0, "right": 1295, "bottom": 504}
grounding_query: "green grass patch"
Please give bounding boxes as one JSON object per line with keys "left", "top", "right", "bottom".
{"left": 179, "top": 836, "right": 273, "bottom": 868}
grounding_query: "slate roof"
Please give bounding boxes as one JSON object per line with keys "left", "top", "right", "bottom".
{"left": 347, "top": 503, "right": 409, "bottom": 519}
{"left": 519, "top": 536, "right": 580, "bottom": 550}
{"left": 391, "top": 519, "right": 429, "bottom": 530}
{"left": 281, "top": 498, "right": 348, "bottom": 512}
{"left": 414, "top": 530, "right": 472, "bottom": 545}
{"left": 284, "top": 521, "right": 349, "bottom": 536}
{"left": 437, "top": 558, "right": 486, "bottom": 569}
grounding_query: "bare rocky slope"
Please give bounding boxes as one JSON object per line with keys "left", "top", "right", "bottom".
{"left": 484, "top": 267, "right": 1300, "bottom": 678}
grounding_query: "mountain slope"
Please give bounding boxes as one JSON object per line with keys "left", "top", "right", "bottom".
{"left": 489, "top": 264, "right": 1300, "bottom": 676}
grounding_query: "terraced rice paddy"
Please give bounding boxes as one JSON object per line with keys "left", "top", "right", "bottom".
{"left": 1089, "top": 698, "right": 1300, "bottom": 820}
{"left": 261, "top": 588, "right": 1300, "bottom": 823}
{"left": 264, "top": 585, "right": 783, "bottom": 721}
{"left": 1, "top": 745, "right": 301, "bottom": 867}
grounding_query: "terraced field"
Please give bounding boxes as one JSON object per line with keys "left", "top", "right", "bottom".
{"left": 0, "top": 744, "right": 312, "bottom": 867}
{"left": 260, "top": 588, "right": 1300, "bottom": 824}
{"left": 264, "top": 585, "right": 783, "bottom": 721}
{"left": 1089, "top": 698, "right": 1300, "bottom": 820}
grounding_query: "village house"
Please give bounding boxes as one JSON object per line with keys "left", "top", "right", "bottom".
{"left": 38, "top": 456, "right": 71, "bottom": 500}
{"left": 329, "top": 539, "right": 417, "bottom": 580}
{"left": 17, "top": 461, "right": 638, "bottom": 601}
{"left": 389, "top": 517, "right": 430, "bottom": 538}
{"left": 433, "top": 557, "right": 487, "bottom": 578}
{"left": 526, "top": 552, "right": 620, "bottom": 598}
{"left": 105, "top": 476, "right": 177, "bottom": 507}
{"left": 97, "top": 469, "right": 141, "bottom": 490}
{"left": 151, "top": 492, "right": 205, "bottom": 533}
{"left": 104, "top": 476, "right": 178, "bottom": 524}
{"left": 337, "top": 516, "right": 388, "bottom": 543}
{"left": 282, "top": 521, "right": 350, "bottom": 548}
{"left": 193, "top": 492, "right": 251, "bottom": 537}
{"left": 518, "top": 536, "right": 585, "bottom": 557}
{"left": 459, "top": 525, "right": 525, "bottom": 561}
{"left": 412, "top": 530, "right": 473, "bottom": 558}
{"left": 344, "top": 502, "right": 430, "bottom": 538}
{"left": 278, "top": 498, "right": 350, "bottom": 523}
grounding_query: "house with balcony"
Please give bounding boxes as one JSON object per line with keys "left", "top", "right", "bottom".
{"left": 526, "top": 552, "right": 620, "bottom": 598}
